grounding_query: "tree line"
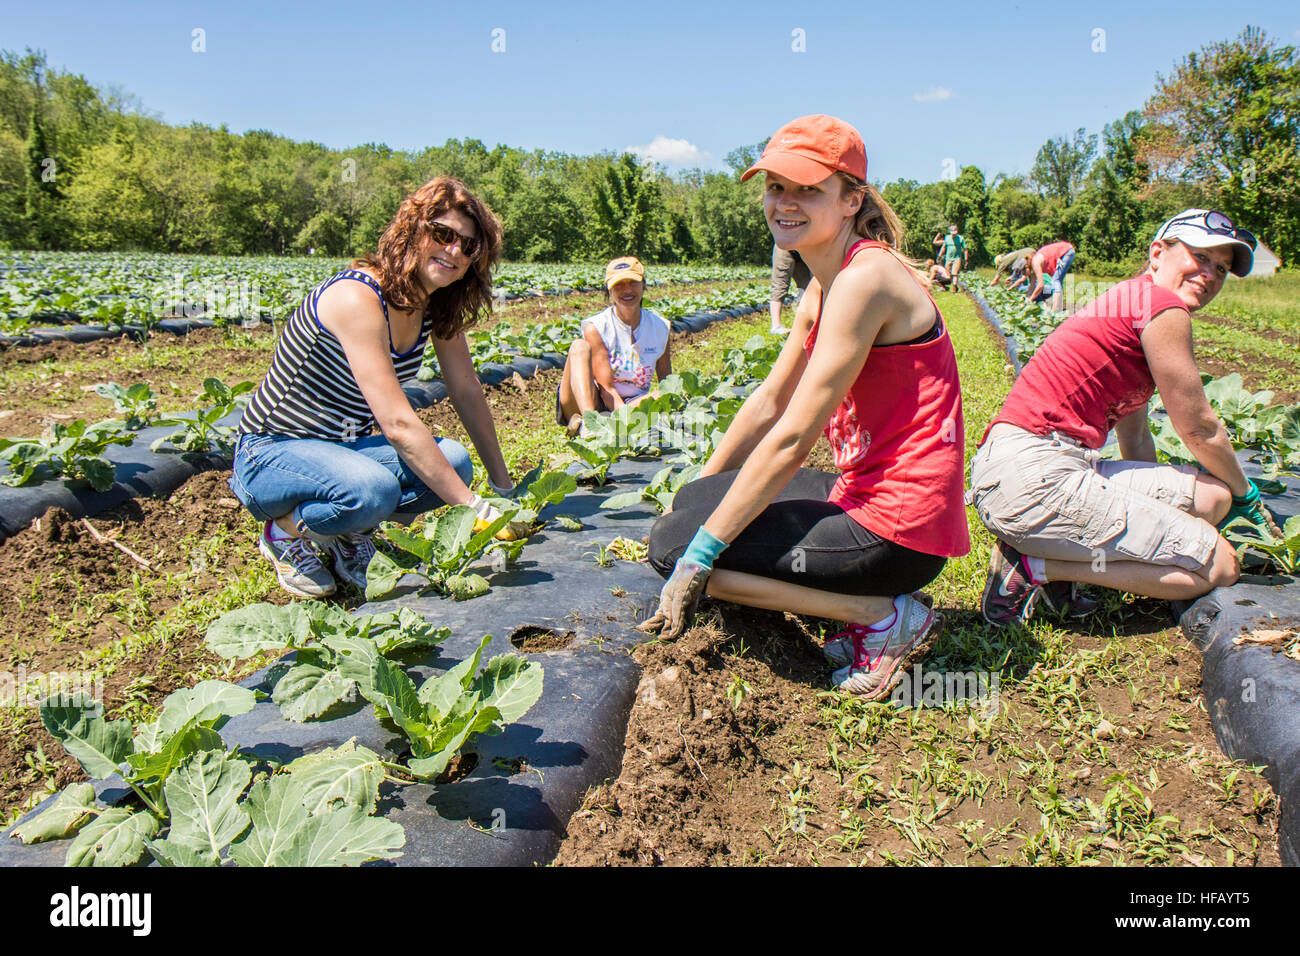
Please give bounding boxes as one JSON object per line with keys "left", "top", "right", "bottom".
{"left": 2, "top": 28, "right": 1295, "bottom": 271}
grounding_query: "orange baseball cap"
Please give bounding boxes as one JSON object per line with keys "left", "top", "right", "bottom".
{"left": 741, "top": 114, "right": 868, "bottom": 185}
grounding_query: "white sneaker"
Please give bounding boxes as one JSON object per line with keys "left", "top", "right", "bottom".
{"left": 823, "top": 592, "right": 931, "bottom": 667}
{"left": 324, "top": 531, "right": 377, "bottom": 591}
{"left": 831, "top": 594, "right": 937, "bottom": 700}
{"left": 258, "top": 522, "right": 336, "bottom": 599}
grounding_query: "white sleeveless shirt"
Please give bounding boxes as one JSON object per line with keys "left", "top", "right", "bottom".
{"left": 583, "top": 307, "right": 670, "bottom": 398}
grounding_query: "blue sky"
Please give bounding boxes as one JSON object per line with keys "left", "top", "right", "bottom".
{"left": 9, "top": 0, "right": 1298, "bottom": 184}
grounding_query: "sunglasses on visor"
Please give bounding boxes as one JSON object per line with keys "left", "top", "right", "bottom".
{"left": 1163, "top": 211, "right": 1257, "bottom": 251}
{"left": 427, "top": 220, "right": 481, "bottom": 258}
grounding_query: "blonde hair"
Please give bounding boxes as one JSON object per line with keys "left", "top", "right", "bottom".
{"left": 835, "top": 172, "right": 928, "bottom": 278}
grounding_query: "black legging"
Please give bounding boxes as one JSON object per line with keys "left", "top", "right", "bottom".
{"left": 648, "top": 468, "right": 946, "bottom": 596}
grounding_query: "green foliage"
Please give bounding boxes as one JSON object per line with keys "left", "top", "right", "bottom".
{"left": 365, "top": 504, "right": 519, "bottom": 601}
{"left": 1222, "top": 514, "right": 1300, "bottom": 574}
{"left": 0, "top": 418, "right": 133, "bottom": 491}
{"left": 204, "top": 601, "right": 450, "bottom": 722}
{"left": 91, "top": 381, "right": 158, "bottom": 430}
{"left": 150, "top": 377, "right": 254, "bottom": 455}
{"left": 362, "top": 636, "right": 543, "bottom": 781}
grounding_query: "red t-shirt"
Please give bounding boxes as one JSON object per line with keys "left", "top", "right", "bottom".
{"left": 804, "top": 240, "right": 971, "bottom": 558}
{"left": 984, "top": 274, "right": 1187, "bottom": 449}
{"left": 1037, "top": 241, "right": 1073, "bottom": 274}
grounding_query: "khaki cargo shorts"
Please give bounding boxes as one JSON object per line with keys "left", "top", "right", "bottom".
{"left": 970, "top": 423, "right": 1219, "bottom": 571}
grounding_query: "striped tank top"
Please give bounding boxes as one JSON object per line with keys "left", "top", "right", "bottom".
{"left": 238, "top": 269, "right": 433, "bottom": 441}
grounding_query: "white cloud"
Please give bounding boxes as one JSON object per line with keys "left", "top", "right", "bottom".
{"left": 626, "top": 135, "right": 715, "bottom": 168}
{"left": 912, "top": 86, "right": 953, "bottom": 103}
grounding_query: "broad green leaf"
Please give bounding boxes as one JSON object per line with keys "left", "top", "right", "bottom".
{"left": 463, "top": 511, "right": 514, "bottom": 558}
{"left": 280, "top": 805, "right": 405, "bottom": 866}
{"left": 553, "top": 514, "right": 583, "bottom": 531}
{"left": 227, "top": 776, "right": 302, "bottom": 867}
{"left": 418, "top": 634, "right": 493, "bottom": 717}
{"left": 147, "top": 838, "right": 220, "bottom": 867}
{"left": 40, "top": 699, "right": 133, "bottom": 779}
{"left": 154, "top": 680, "right": 256, "bottom": 737}
{"left": 365, "top": 656, "right": 433, "bottom": 744}
{"left": 163, "top": 750, "right": 252, "bottom": 857}
{"left": 446, "top": 572, "right": 490, "bottom": 600}
{"left": 289, "top": 600, "right": 354, "bottom": 642}
{"left": 365, "top": 547, "right": 417, "bottom": 600}
{"left": 11, "top": 783, "right": 98, "bottom": 844}
{"left": 384, "top": 523, "right": 435, "bottom": 562}
{"left": 230, "top": 776, "right": 403, "bottom": 867}
{"left": 284, "top": 742, "right": 386, "bottom": 816}
{"left": 600, "top": 491, "right": 644, "bottom": 511}
{"left": 408, "top": 705, "right": 501, "bottom": 781}
{"left": 80, "top": 457, "right": 117, "bottom": 492}
{"left": 272, "top": 663, "right": 355, "bottom": 722}
{"left": 327, "top": 635, "right": 382, "bottom": 700}
{"left": 205, "top": 602, "right": 298, "bottom": 659}
{"left": 526, "top": 471, "right": 576, "bottom": 508}
{"left": 371, "top": 608, "right": 449, "bottom": 655}
{"left": 66, "top": 808, "right": 159, "bottom": 867}
{"left": 476, "top": 655, "right": 544, "bottom": 724}
{"left": 125, "top": 722, "right": 226, "bottom": 787}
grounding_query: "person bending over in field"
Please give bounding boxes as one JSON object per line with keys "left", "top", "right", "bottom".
{"left": 973, "top": 209, "right": 1279, "bottom": 627}
{"left": 639, "top": 115, "right": 970, "bottom": 700}
{"left": 923, "top": 258, "right": 953, "bottom": 291}
{"left": 991, "top": 246, "right": 1036, "bottom": 286}
{"left": 1025, "top": 240, "right": 1075, "bottom": 312}
{"left": 555, "top": 256, "right": 672, "bottom": 439}
{"left": 230, "top": 177, "right": 528, "bottom": 599}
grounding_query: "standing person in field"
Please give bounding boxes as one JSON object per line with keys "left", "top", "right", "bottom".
{"left": 769, "top": 244, "right": 812, "bottom": 335}
{"left": 991, "top": 246, "right": 1036, "bottom": 285}
{"left": 230, "top": 177, "right": 528, "bottom": 599}
{"left": 639, "top": 114, "right": 970, "bottom": 700}
{"left": 940, "top": 225, "right": 967, "bottom": 284}
{"left": 973, "top": 210, "right": 1279, "bottom": 626}
{"left": 555, "top": 256, "right": 672, "bottom": 439}
{"left": 1025, "top": 239, "right": 1075, "bottom": 311}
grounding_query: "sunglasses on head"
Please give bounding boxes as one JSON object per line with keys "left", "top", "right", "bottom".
{"left": 427, "top": 220, "right": 481, "bottom": 258}
{"left": 1164, "top": 211, "right": 1257, "bottom": 251}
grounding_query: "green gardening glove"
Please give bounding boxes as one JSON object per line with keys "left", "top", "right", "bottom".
{"left": 1220, "top": 480, "right": 1284, "bottom": 538}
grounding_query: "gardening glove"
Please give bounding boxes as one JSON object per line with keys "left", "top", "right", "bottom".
{"left": 1220, "top": 480, "right": 1284, "bottom": 539}
{"left": 487, "top": 475, "right": 515, "bottom": 496}
{"left": 636, "top": 559, "right": 712, "bottom": 640}
{"left": 636, "top": 527, "right": 727, "bottom": 640}
{"left": 468, "top": 493, "right": 532, "bottom": 541}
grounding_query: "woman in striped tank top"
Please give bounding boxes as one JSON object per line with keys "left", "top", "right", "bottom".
{"left": 230, "top": 177, "right": 525, "bottom": 598}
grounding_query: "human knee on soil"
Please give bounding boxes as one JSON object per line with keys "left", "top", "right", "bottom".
{"left": 638, "top": 114, "right": 971, "bottom": 701}
{"left": 973, "top": 208, "right": 1277, "bottom": 627}
{"left": 230, "top": 176, "right": 529, "bottom": 599}
{"left": 555, "top": 256, "right": 672, "bottom": 439}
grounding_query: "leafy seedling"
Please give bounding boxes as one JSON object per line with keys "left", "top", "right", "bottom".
{"left": 365, "top": 504, "right": 519, "bottom": 601}
{"left": 0, "top": 419, "right": 134, "bottom": 492}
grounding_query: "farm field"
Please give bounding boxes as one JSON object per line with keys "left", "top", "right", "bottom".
{"left": 0, "top": 251, "right": 767, "bottom": 333}
{"left": 0, "top": 275, "right": 764, "bottom": 441}
{"left": 0, "top": 277, "right": 1288, "bottom": 866}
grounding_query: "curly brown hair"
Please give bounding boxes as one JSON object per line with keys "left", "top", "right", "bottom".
{"left": 353, "top": 177, "right": 503, "bottom": 339}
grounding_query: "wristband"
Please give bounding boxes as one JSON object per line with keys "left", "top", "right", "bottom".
{"left": 682, "top": 527, "right": 728, "bottom": 570}
{"left": 1231, "top": 479, "right": 1260, "bottom": 505}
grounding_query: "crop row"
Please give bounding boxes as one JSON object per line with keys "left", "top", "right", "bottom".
{"left": 0, "top": 252, "right": 766, "bottom": 333}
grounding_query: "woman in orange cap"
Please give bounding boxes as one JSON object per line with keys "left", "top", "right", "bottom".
{"left": 555, "top": 256, "right": 672, "bottom": 438}
{"left": 640, "top": 115, "right": 970, "bottom": 700}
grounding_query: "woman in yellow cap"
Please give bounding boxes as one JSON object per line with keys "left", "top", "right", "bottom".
{"left": 555, "top": 256, "right": 673, "bottom": 438}
{"left": 639, "top": 115, "right": 970, "bottom": 700}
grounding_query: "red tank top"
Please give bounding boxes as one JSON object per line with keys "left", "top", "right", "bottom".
{"left": 804, "top": 240, "right": 970, "bottom": 558}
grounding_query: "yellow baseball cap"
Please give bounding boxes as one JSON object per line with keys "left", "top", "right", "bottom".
{"left": 605, "top": 256, "right": 646, "bottom": 288}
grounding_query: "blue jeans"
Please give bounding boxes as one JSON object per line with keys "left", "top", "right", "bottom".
{"left": 228, "top": 432, "right": 474, "bottom": 536}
